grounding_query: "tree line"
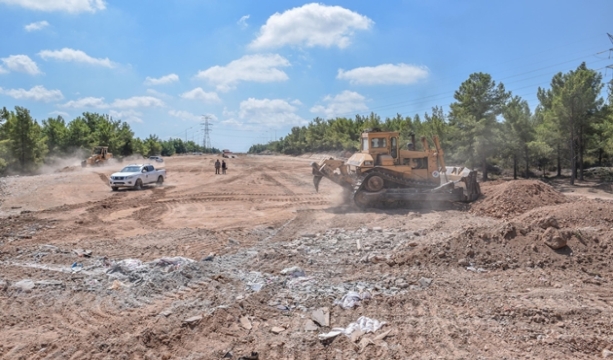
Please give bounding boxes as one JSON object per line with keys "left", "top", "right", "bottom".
{"left": 249, "top": 63, "right": 613, "bottom": 183}
{"left": 0, "top": 109, "right": 219, "bottom": 174}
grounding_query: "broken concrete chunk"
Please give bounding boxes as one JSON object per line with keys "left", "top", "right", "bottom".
{"left": 12, "top": 279, "right": 35, "bottom": 291}
{"left": 534, "top": 216, "right": 559, "bottom": 229}
{"left": 73, "top": 249, "right": 92, "bottom": 257}
{"left": 270, "top": 326, "right": 285, "bottom": 334}
{"left": 303, "top": 319, "right": 318, "bottom": 331}
{"left": 418, "top": 277, "right": 432, "bottom": 288}
{"left": 311, "top": 307, "right": 330, "bottom": 327}
{"left": 280, "top": 266, "right": 304, "bottom": 277}
{"left": 542, "top": 228, "right": 567, "bottom": 250}
{"left": 183, "top": 315, "right": 203, "bottom": 325}
{"left": 240, "top": 316, "right": 252, "bottom": 330}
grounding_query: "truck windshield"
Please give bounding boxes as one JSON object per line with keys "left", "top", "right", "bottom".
{"left": 120, "top": 166, "right": 142, "bottom": 172}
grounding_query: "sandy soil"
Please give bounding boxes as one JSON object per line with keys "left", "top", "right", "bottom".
{"left": 1, "top": 155, "right": 613, "bottom": 359}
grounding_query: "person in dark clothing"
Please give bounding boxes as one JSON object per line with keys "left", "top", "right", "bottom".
{"left": 215, "top": 159, "right": 221, "bottom": 174}
{"left": 221, "top": 160, "right": 227, "bottom": 174}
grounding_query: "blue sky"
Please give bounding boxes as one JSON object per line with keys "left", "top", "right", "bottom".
{"left": 0, "top": 0, "right": 612, "bottom": 152}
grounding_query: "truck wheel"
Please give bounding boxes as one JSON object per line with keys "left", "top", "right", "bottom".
{"left": 111, "top": 186, "right": 118, "bottom": 191}
{"left": 135, "top": 179, "right": 143, "bottom": 190}
{"left": 156, "top": 176, "right": 164, "bottom": 186}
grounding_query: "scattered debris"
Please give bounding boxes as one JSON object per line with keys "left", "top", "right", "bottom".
{"left": 318, "top": 316, "right": 387, "bottom": 340}
{"left": 335, "top": 290, "right": 372, "bottom": 309}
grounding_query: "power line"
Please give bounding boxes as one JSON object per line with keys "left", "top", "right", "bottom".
{"left": 606, "top": 33, "right": 613, "bottom": 77}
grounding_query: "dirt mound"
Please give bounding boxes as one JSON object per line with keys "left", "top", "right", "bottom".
{"left": 470, "top": 180, "right": 567, "bottom": 218}
{"left": 514, "top": 197, "right": 613, "bottom": 229}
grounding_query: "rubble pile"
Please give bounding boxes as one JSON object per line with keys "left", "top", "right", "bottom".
{"left": 470, "top": 180, "right": 567, "bottom": 218}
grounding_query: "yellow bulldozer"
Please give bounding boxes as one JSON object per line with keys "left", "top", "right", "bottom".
{"left": 311, "top": 129, "right": 481, "bottom": 208}
{"left": 81, "top": 146, "right": 113, "bottom": 167}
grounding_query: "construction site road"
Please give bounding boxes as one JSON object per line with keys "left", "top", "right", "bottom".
{"left": 2, "top": 154, "right": 613, "bottom": 359}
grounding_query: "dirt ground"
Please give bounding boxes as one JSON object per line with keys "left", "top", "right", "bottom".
{"left": 2, "top": 155, "right": 613, "bottom": 359}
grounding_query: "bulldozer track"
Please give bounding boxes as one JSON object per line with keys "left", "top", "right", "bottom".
{"left": 352, "top": 169, "right": 438, "bottom": 208}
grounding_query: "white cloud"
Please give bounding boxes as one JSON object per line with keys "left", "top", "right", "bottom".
{"left": 180, "top": 87, "right": 221, "bottom": 103}
{"left": 25, "top": 20, "right": 49, "bottom": 31}
{"left": 310, "top": 90, "right": 368, "bottom": 118}
{"left": 238, "top": 14, "right": 250, "bottom": 28}
{"left": 110, "top": 96, "right": 164, "bottom": 109}
{"left": 48, "top": 110, "right": 70, "bottom": 118}
{"left": 195, "top": 54, "right": 290, "bottom": 92}
{"left": 249, "top": 3, "right": 373, "bottom": 50}
{"left": 1, "top": 55, "right": 42, "bottom": 75}
{"left": 0, "top": 85, "right": 63, "bottom": 102}
{"left": 146, "top": 88, "right": 172, "bottom": 99}
{"left": 235, "top": 98, "right": 307, "bottom": 127}
{"left": 109, "top": 109, "right": 143, "bottom": 124}
{"left": 144, "top": 73, "right": 179, "bottom": 86}
{"left": 0, "top": 66, "right": 7, "bottom": 74}
{"left": 337, "top": 63, "right": 429, "bottom": 85}
{"left": 168, "top": 110, "right": 201, "bottom": 122}
{"left": 0, "top": 0, "right": 106, "bottom": 13}
{"left": 61, "top": 95, "right": 164, "bottom": 109}
{"left": 38, "top": 48, "right": 114, "bottom": 68}
{"left": 60, "top": 96, "right": 107, "bottom": 108}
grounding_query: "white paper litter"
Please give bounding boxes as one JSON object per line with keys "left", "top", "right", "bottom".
{"left": 318, "top": 316, "right": 386, "bottom": 340}
{"left": 335, "top": 290, "right": 372, "bottom": 309}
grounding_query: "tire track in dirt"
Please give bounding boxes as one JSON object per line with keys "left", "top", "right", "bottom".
{"left": 259, "top": 172, "right": 296, "bottom": 195}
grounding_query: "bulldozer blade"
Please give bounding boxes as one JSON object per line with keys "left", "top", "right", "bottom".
{"left": 313, "top": 175, "right": 323, "bottom": 192}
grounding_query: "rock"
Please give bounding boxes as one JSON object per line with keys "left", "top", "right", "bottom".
{"left": 458, "top": 258, "right": 469, "bottom": 266}
{"left": 350, "top": 329, "right": 364, "bottom": 342}
{"left": 408, "top": 242, "right": 418, "bottom": 247}
{"left": 240, "top": 316, "right": 252, "bottom": 330}
{"left": 437, "top": 251, "right": 446, "bottom": 258}
{"left": 73, "top": 249, "right": 92, "bottom": 257}
{"left": 603, "top": 349, "right": 613, "bottom": 358}
{"left": 35, "top": 280, "right": 63, "bottom": 286}
{"left": 183, "top": 315, "right": 203, "bottom": 325}
{"left": 535, "top": 216, "right": 559, "bottom": 229}
{"left": 238, "top": 352, "right": 259, "bottom": 360}
{"left": 311, "top": 307, "right": 330, "bottom": 327}
{"left": 372, "top": 227, "right": 383, "bottom": 232}
{"left": 160, "top": 309, "right": 172, "bottom": 317}
{"left": 303, "top": 319, "right": 318, "bottom": 331}
{"left": 270, "top": 326, "right": 285, "bottom": 334}
{"left": 12, "top": 279, "right": 35, "bottom": 291}
{"left": 280, "top": 266, "right": 304, "bottom": 277}
{"left": 228, "top": 238, "right": 240, "bottom": 246}
{"left": 418, "top": 277, "right": 432, "bottom": 288}
{"left": 301, "top": 233, "right": 316, "bottom": 238}
{"left": 542, "top": 228, "right": 567, "bottom": 250}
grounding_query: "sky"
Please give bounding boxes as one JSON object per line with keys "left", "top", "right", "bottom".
{"left": 0, "top": 0, "right": 612, "bottom": 152}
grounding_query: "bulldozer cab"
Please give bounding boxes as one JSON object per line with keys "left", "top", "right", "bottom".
{"left": 361, "top": 132, "right": 399, "bottom": 166}
{"left": 93, "top": 146, "right": 108, "bottom": 156}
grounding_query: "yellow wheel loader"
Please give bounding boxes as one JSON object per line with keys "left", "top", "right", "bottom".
{"left": 81, "top": 146, "right": 113, "bottom": 167}
{"left": 311, "top": 129, "right": 481, "bottom": 208}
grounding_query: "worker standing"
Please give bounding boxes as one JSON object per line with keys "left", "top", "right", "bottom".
{"left": 221, "top": 160, "right": 227, "bottom": 174}
{"left": 215, "top": 159, "right": 221, "bottom": 175}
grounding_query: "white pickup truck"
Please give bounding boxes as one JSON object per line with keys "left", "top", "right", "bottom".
{"left": 109, "top": 164, "right": 167, "bottom": 191}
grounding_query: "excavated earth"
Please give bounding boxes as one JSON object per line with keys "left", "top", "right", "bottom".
{"left": 2, "top": 156, "right": 613, "bottom": 359}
